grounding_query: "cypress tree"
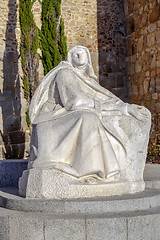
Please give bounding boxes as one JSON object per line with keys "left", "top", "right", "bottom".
{"left": 19, "top": 0, "right": 67, "bottom": 97}
{"left": 19, "top": 0, "right": 40, "bottom": 126}
{"left": 41, "top": 0, "right": 67, "bottom": 75}
{"left": 19, "top": 0, "right": 39, "bottom": 102}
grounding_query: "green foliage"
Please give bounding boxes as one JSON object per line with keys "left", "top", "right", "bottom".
{"left": 32, "top": 27, "right": 39, "bottom": 55}
{"left": 19, "top": 0, "right": 39, "bottom": 105}
{"left": 19, "top": 0, "right": 40, "bottom": 127}
{"left": 20, "top": 46, "right": 25, "bottom": 67}
{"left": 40, "top": 0, "right": 67, "bottom": 74}
{"left": 19, "top": 0, "right": 35, "bottom": 35}
{"left": 148, "top": 141, "right": 160, "bottom": 157}
{"left": 25, "top": 108, "right": 31, "bottom": 127}
{"left": 59, "top": 18, "right": 67, "bottom": 60}
{"left": 19, "top": 0, "right": 67, "bottom": 127}
{"left": 32, "top": 0, "right": 37, "bottom": 4}
{"left": 24, "top": 34, "right": 30, "bottom": 52}
{"left": 54, "top": 0, "right": 61, "bottom": 17}
{"left": 23, "top": 74, "right": 29, "bottom": 99}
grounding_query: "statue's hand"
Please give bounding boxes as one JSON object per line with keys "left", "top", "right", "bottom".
{"left": 101, "top": 99, "right": 118, "bottom": 111}
{"left": 127, "top": 104, "right": 149, "bottom": 121}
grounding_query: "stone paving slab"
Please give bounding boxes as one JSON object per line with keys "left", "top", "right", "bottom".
{"left": 144, "top": 164, "right": 160, "bottom": 190}
{"left": 144, "top": 164, "right": 160, "bottom": 181}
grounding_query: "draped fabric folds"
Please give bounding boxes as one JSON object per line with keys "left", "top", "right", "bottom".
{"left": 28, "top": 46, "right": 149, "bottom": 181}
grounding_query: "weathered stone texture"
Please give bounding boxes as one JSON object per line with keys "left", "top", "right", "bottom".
{"left": 125, "top": 0, "right": 160, "bottom": 157}
{"left": 0, "top": 0, "right": 43, "bottom": 159}
{"left": 97, "top": 0, "right": 127, "bottom": 101}
{"left": 0, "top": 0, "right": 27, "bottom": 159}
{"left": 32, "top": 0, "right": 44, "bottom": 82}
{"left": 61, "top": 0, "right": 99, "bottom": 76}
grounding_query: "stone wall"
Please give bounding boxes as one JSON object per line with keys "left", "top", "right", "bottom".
{"left": 61, "top": 0, "right": 99, "bottom": 76}
{"left": 0, "top": 0, "right": 43, "bottom": 159}
{"left": 124, "top": 0, "right": 160, "bottom": 159}
{"left": 32, "top": 0, "right": 44, "bottom": 82}
{"left": 97, "top": 0, "right": 127, "bottom": 101}
{"left": 0, "top": 0, "right": 30, "bottom": 159}
{"left": 61, "top": 0, "right": 128, "bottom": 101}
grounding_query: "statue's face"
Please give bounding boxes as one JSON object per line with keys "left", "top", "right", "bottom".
{"left": 72, "top": 48, "right": 88, "bottom": 67}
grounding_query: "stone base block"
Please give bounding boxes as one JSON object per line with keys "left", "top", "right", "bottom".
{"left": 19, "top": 168, "right": 145, "bottom": 199}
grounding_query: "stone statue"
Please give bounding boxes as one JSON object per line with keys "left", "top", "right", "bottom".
{"left": 19, "top": 46, "right": 151, "bottom": 199}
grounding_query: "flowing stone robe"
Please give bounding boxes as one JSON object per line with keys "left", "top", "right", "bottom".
{"left": 28, "top": 46, "right": 151, "bottom": 183}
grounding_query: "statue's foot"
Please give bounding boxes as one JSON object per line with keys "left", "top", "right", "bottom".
{"left": 78, "top": 171, "right": 120, "bottom": 184}
{"left": 106, "top": 171, "right": 120, "bottom": 182}
{"left": 79, "top": 175, "right": 105, "bottom": 184}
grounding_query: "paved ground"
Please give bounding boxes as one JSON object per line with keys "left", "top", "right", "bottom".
{"left": 144, "top": 164, "right": 160, "bottom": 181}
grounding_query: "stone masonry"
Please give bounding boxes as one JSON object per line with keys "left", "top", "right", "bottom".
{"left": 61, "top": 0, "right": 128, "bottom": 101}
{"left": 0, "top": 0, "right": 29, "bottom": 159}
{"left": 0, "top": 0, "right": 43, "bottom": 159}
{"left": 124, "top": 0, "right": 160, "bottom": 160}
{"left": 97, "top": 0, "right": 127, "bottom": 101}
{"left": 61, "top": 0, "right": 99, "bottom": 77}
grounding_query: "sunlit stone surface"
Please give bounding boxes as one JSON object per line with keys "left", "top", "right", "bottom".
{"left": 19, "top": 46, "right": 151, "bottom": 199}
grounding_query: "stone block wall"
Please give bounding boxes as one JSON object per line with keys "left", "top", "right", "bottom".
{"left": 61, "top": 0, "right": 99, "bottom": 76}
{"left": 0, "top": 0, "right": 30, "bottom": 159}
{"left": 0, "top": 0, "right": 43, "bottom": 159}
{"left": 61, "top": 0, "right": 128, "bottom": 101}
{"left": 124, "top": 0, "right": 160, "bottom": 159}
{"left": 97, "top": 0, "right": 127, "bottom": 101}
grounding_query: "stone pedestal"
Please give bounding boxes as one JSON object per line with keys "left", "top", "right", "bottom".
{"left": 0, "top": 164, "right": 160, "bottom": 240}
{"left": 19, "top": 168, "right": 145, "bottom": 199}
{"left": 1, "top": 186, "right": 160, "bottom": 239}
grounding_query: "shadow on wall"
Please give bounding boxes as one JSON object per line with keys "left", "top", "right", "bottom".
{"left": 0, "top": 0, "right": 25, "bottom": 159}
{"left": 97, "top": 0, "right": 128, "bottom": 102}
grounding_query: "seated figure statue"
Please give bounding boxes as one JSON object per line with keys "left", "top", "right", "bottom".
{"left": 19, "top": 46, "right": 151, "bottom": 199}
